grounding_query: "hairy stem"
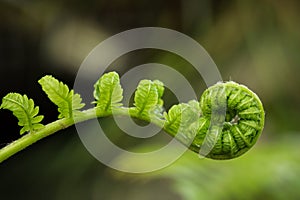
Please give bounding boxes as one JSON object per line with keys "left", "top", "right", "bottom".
{"left": 0, "top": 107, "right": 165, "bottom": 163}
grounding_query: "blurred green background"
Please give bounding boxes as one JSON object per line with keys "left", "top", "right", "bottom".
{"left": 0, "top": 0, "right": 300, "bottom": 199}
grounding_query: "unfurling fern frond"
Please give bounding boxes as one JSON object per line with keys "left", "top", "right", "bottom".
{"left": 93, "top": 72, "right": 123, "bottom": 112}
{"left": 0, "top": 93, "right": 44, "bottom": 134}
{"left": 38, "top": 75, "right": 85, "bottom": 118}
{"left": 0, "top": 71, "right": 265, "bottom": 163}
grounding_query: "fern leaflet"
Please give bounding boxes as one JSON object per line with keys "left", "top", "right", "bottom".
{"left": 38, "top": 75, "right": 85, "bottom": 118}
{"left": 131, "top": 80, "right": 160, "bottom": 118}
{"left": 0, "top": 93, "right": 44, "bottom": 134}
{"left": 93, "top": 72, "right": 123, "bottom": 112}
{"left": 164, "top": 101, "right": 200, "bottom": 136}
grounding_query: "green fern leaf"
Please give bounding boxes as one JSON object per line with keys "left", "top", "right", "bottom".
{"left": 187, "top": 100, "right": 201, "bottom": 115}
{"left": 153, "top": 80, "right": 164, "bottom": 106}
{"left": 0, "top": 93, "right": 44, "bottom": 134}
{"left": 93, "top": 72, "right": 123, "bottom": 111}
{"left": 131, "top": 80, "right": 160, "bottom": 118}
{"left": 38, "top": 75, "right": 85, "bottom": 118}
{"left": 164, "top": 101, "right": 199, "bottom": 137}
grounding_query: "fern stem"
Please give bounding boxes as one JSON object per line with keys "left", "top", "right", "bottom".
{"left": 0, "top": 107, "right": 165, "bottom": 163}
{"left": 0, "top": 118, "right": 73, "bottom": 163}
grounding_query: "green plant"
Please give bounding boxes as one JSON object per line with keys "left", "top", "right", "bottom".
{"left": 0, "top": 72, "right": 265, "bottom": 163}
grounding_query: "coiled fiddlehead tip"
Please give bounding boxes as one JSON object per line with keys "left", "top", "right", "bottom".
{"left": 190, "top": 81, "right": 265, "bottom": 160}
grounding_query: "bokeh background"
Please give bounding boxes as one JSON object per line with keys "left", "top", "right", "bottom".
{"left": 1, "top": 0, "right": 300, "bottom": 199}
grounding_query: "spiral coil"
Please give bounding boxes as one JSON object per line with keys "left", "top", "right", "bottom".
{"left": 189, "top": 81, "right": 265, "bottom": 159}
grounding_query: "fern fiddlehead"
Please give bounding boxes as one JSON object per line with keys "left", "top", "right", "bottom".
{"left": 191, "top": 82, "right": 264, "bottom": 159}
{"left": 0, "top": 72, "right": 265, "bottom": 163}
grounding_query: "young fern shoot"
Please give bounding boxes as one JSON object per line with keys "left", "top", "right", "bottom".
{"left": 0, "top": 72, "right": 265, "bottom": 163}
